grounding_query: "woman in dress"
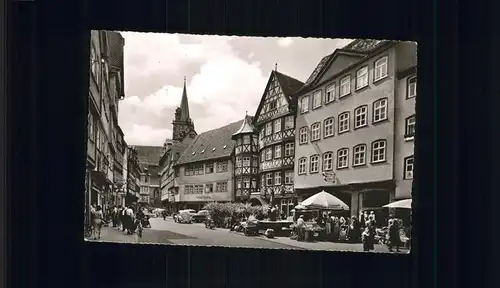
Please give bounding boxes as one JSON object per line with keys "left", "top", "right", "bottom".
{"left": 92, "top": 205, "right": 104, "bottom": 240}
{"left": 387, "top": 219, "right": 402, "bottom": 252}
{"left": 362, "top": 219, "right": 376, "bottom": 252}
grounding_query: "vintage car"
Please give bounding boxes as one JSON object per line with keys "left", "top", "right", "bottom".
{"left": 174, "top": 210, "right": 193, "bottom": 224}
{"left": 192, "top": 210, "right": 209, "bottom": 223}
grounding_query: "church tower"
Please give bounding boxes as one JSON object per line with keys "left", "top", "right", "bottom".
{"left": 172, "top": 77, "right": 197, "bottom": 142}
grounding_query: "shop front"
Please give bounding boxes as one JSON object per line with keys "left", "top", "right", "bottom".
{"left": 179, "top": 192, "right": 232, "bottom": 212}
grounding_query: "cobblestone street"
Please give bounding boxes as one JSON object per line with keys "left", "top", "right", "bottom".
{"left": 88, "top": 217, "right": 409, "bottom": 254}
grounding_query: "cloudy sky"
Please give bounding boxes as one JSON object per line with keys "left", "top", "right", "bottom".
{"left": 117, "top": 32, "right": 353, "bottom": 146}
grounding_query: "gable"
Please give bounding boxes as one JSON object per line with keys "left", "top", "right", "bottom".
{"left": 254, "top": 74, "right": 290, "bottom": 125}
{"left": 315, "top": 54, "right": 364, "bottom": 85}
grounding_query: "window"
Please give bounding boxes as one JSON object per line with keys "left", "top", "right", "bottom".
{"left": 90, "top": 44, "right": 99, "bottom": 83}
{"left": 353, "top": 144, "right": 367, "bottom": 166}
{"left": 299, "top": 127, "right": 308, "bottom": 144}
{"left": 195, "top": 185, "right": 203, "bottom": 194}
{"left": 252, "top": 156, "right": 259, "bottom": 167}
{"left": 404, "top": 156, "right": 414, "bottom": 179}
{"left": 260, "top": 175, "right": 265, "bottom": 188}
{"left": 243, "top": 157, "right": 251, "bottom": 166}
{"left": 261, "top": 151, "right": 265, "bottom": 162}
{"left": 407, "top": 76, "right": 417, "bottom": 98}
{"left": 252, "top": 135, "right": 258, "bottom": 146}
{"left": 205, "top": 163, "right": 214, "bottom": 174}
{"left": 312, "top": 90, "right": 322, "bottom": 109}
{"left": 259, "top": 129, "right": 264, "bottom": 140}
{"left": 88, "top": 112, "right": 94, "bottom": 140}
{"left": 275, "top": 172, "right": 282, "bottom": 186}
{"left": 310, "top": 122, "right": 321, "bottom": 141}
{"left": 243, "top": 178, "right": 251, "bottom": 189}
{"left": 340, "top": 75, "right": 351, "bottom": 97}
{"left": 298, "top": 158, "right": 307, "bottom": 175}
{"left": 265, "top": 148, "right": 272, "bottom": 161}
{"left": 354, "top": 105, "right": 368, "bottom": 128}
{"left": 371, "top": 140, "right": 387, "bottom": 163}
{"left": 251, "top": 179, "right": 257, "bottom": 189}
{"left": 326, "top": 84, "right": 336, "bottom": 103}
{"left": 265, "top": 122, "right": 272, "bottom": 136}
{"left": 96, "top": 126, "right": 100, "bottom": 150}
{"left": 266, "top": 173, "right": 273, "bottom": 186}
{"left": 216, "top": 181, "right": 228, "bottom": 192}
{"left": 284, "top": 171, "right": 294, "bottom": 184}
{"left": 374, "top": 56, "right": 388, "bottom": 81}
{"left": 338, "top": 112, "right": 350, "bottom": 133}
{"left": 243, "top": 135, "right": 250, "bottom": 144}
{"left": 323, "top": 117, "right": 334, "bottom": 138}
{"left": 216, "top": 161, "right": 228, "bottom": 173}
{"left": 284, "top": 116, "right": 294, "bottom": 130}
{"left": 236, "top": 156, "right": 242, "bottom": 168}
{"left": 356, "top": 66, "right": 369, "bottom": 89}
{"left": 405, "top": 115, "right": 416, "bottom": 139}
{"left": 310, "top": 155, "right": 320, "bottom": 173}
{"left": 274, "top": 145, "right": 282, "bottom": 158}
{"left": 300, "top": 96, "right": 310, "bottom": 113}
{"left": 274, "top": 119, "right": 282, "bottom": 133}
{"left": 205, "top": 184, "right": 214, "bottom": 193}
{"left": 284, "top": 143, "right": 294, "bottom": 157}
{"left": 337, "top": 148, "right": 349, "bottom": 169}
{"left": 269, "top": 100, "right": 277, "bottom": 110}
{"left": 323, "top": 152, "right": 333, "bottom": 171}
{"left": 373, "top": 98, "right": 388, "bottom": 123}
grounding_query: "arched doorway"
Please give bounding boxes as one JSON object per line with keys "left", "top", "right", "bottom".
{"left": 249, "top": 197, "right": 265, "bottom": 206}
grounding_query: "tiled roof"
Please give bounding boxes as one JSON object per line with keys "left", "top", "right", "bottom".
{"left": 232, "top": 115, "right": 256, "bottom": 138}
{"left": 300, "top": 39, "right": 392, "bottom": 91}
{"left": 342, "top": 39, "right": 388, "bottom": 53}
{"left": 132, "top": 145, "right": 164, "bottom": 166}
{"left": 273, "top": 71, "right": 304, "bottom": 100}
{"left": 176, "top": 117, "right": 254, "bottom": 165}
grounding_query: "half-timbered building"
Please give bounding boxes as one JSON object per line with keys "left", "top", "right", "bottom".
{"left": 231, "top": 114, "right": 259, "bottom": 203}
{"left": 252, "top": 69, "right": 304, "bottom": 216}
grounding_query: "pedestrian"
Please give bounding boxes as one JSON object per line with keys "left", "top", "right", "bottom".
{"left": 162, "top": 210, "right": 167, "bottom": 221}
{"left": 362, "top": 219, "right": 376, "bottom": 252}
{"left": 296, "top": 215, "right": 305, "bottom": 241}
{"left": 92, "top": 205, "right": 104, "bottom": 240}
{"left": 387, "top": 219, "right": 402, "bottom": 252}
{"left": 121, "top": 206, "right": 128, "bottom": 232}
{"left": 126, "top": 206, "right": 135, "bottom": 234}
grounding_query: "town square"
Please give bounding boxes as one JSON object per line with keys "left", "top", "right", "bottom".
{"left": 85, "top": 31, "right": 415, "bottom": 253}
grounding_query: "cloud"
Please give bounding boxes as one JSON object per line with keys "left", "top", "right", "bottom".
{"left": 117, "top": 33, "right": 354, "bottom": 146}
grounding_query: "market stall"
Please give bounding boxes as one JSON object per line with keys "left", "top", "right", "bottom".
{"left": 383, "top": 199, "right": 412, "bottom": 249}
{"left": 291, "top": 191, "right": 350, "bottom": 242}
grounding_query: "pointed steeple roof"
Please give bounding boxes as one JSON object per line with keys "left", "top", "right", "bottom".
{"left": 232, "top": 112, "right": 256, "bottom": 139}
{"left": 179, "top": 76, "right": 191, "bottom": 122}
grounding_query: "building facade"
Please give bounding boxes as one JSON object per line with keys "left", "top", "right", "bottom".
{"left": 252, "top": 70, "right": 304, "bottom": 217}
{"left": 86, "top": 30, "right": 126, "bottom": 226}
{"left": 172, "top": 119, "right": 249, "bottom": 211}
{"left": 231, "top": 115, "right": 260, "bottom": 203}
{"left": 293, "top": 39, "right": 417, "bottom": 217}
{"left": 132, "top": 146, "right": 164, "bottom": 205}
{"left": 125, "top": 146, "right": 141, "bottom": 206}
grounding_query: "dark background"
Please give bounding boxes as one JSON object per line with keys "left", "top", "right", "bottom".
{"left": 3, "top": 0, "right": 497, "bottom": 287}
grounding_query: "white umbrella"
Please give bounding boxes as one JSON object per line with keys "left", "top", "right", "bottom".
{"left": 300, "top": 191, "right": 349, "bottom": 211}
{"left": 293, "top": 204, "right": 307, "bottom": 210}
{"left": 383, "top": 199, "right": 412, "bottom": 209}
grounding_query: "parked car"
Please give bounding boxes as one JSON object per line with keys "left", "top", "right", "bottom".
{"left": 192, "top": 210, "right": 209, "bottom": 223}
{"left": 175, "top": 210, "right": 193, "bottom": 224}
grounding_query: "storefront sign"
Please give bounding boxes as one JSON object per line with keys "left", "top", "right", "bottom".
{"left": 182, "top": 192, "right": 231, "bottom": 202}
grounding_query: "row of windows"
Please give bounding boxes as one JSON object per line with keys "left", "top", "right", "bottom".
{"left": 297, "top": 140, "right": 388, "bottom": 174}
{"left": 260, "top": 142, "right": 295, "bottom": 162}
{"left": 298, "top": 99, "right": 391, "bottom": 144}
{"left": 184, "top": 181, "right": 229, "bottom": 194}
{"left": 300, "top": 56, "right": 389, "bottom": 113}
{"left": 236, "top": 178, "right": 258, "bottom": 189}
{"left": 261, "top": 171, "right": 294, "bottom": 186}
{"left": 235, "top": 156, "right": 259, "bottom": 168}
{"left": 235, "top": 135, "right": 258, "bottom": 146}
{"left": 260, "top": 116, "right": 295, "bottom": 138}
{"left": 184, "top": 161, "right": 228, "bottom": 176}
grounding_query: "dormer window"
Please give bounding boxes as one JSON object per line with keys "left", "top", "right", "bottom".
{"left": 269, "top": 100, "right": 277, "bottom": 110}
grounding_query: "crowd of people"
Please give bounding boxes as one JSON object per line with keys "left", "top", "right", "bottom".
{"left": 88, "top": 203, "right": 151, "bottom": 240}
{"left": 294, "top": 210, "right": 410, "bottom": 252}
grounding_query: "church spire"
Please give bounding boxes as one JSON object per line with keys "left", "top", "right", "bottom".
{"left": 179, "top": 76, "right": 191, "bottom": 122}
